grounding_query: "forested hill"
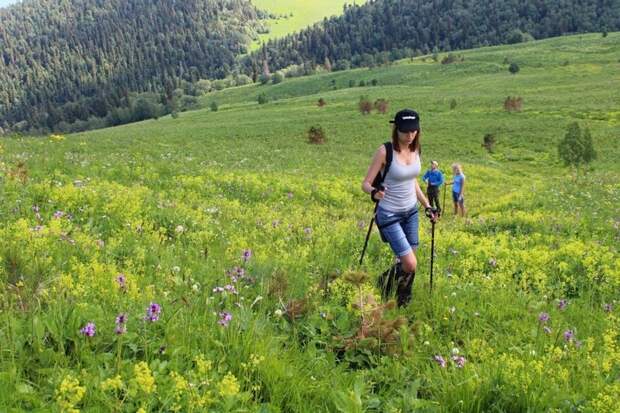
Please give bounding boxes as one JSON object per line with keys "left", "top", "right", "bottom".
{"left": 0, "top": 0, "right": 262, "bottom": 133}
{"left": 247, "top": 0, "right": 620, "bottom": 72}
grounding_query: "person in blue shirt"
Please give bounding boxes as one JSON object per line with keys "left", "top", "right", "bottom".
{"left": 447, "top": 163, "right": 467, "bottom": 217}
{"left": 422, "top": 161, "right": 444, "bottom": 216}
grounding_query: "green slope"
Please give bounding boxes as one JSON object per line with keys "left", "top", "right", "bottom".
{"left": 251, "top": 0, "right": 367, "bottom": 50}
{"left": 1, "top": 33, "right": 618, "bottom": 411}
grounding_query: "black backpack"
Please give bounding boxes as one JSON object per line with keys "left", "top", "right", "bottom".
{"left": 370, "top": 141, "right": 393, "bottom": 202}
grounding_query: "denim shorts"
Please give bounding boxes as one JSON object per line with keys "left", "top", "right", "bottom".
{"left": 452, "top": 191, "right": 464, "bottom": 204}
{"left": 375, "top": 205, "right": 419, "bottom": 257}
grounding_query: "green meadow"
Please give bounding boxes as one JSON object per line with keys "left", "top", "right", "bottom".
{"left": 251, "top": 0, "right": 367, "bottom": 50}
{"left": 0, "top": 33, "right": 618, "bottom": 411}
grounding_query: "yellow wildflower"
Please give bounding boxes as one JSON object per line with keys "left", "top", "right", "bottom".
{"left": 194, "top": 354, "right": 212, "bottom": 376}
{"left": 56, "top": 375, "right": 85, "bottom": 413}
{"left": 170, "top": 371, "right": 189, "bottom": 393}
{"left": 132, "top": 362, "right": 156, "bottom": 394}
{"left": 100, "top": 375, "right": 123, "bottom": 392}
{"left": 218, "top": 372, "right": 240, "bottom": 397}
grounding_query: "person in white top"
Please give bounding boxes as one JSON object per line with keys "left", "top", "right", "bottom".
{"left": 362, "top": 109, "right": 437, "bottom": 307}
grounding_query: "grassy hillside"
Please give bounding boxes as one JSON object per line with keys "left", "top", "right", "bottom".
{"left": 0, "top": 33, "right": 618, "bottom": 411}
{"left": 251, "top": 0, "right": 367, "bottom": 50}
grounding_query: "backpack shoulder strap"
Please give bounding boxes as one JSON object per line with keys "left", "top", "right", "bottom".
{"left": 383, "top": 141, "right": 393, "bottom": 179}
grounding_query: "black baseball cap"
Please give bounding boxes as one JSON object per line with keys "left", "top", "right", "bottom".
{"left": 390, "top": 109, "right": 420, "bottom": 132}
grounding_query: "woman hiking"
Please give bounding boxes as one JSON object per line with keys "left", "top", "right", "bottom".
{"left": 361, "top": 109, "right": 437, "bottom": 307}
{"left": 447, "top": 163, "right": 467, "bottom": 217}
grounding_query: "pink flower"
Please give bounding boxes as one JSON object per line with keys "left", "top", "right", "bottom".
{"left": 433, "top": 355, "right": 446, "bottom": 368}
{"left": 452, "top": 355, "right": 467, "bottom": 368}
{"left": 80, "top": 322, "right": 96, "bottom": 337}
{"left": 218, "top": 312, "right": 232, "bottom": 327}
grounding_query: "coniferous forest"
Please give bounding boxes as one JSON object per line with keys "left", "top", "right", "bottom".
{"left": 0, "top": 0, "right": 263, "bottom": 134}
{"left": 1, "top": 0, "right": 619, "bottom": 134}
{"left": 246, "top": 0, "right": 620, "bottom": 75}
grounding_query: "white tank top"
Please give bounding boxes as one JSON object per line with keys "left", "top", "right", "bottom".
{"left": 379, "top": 148, "right": 421, "bottom": 212}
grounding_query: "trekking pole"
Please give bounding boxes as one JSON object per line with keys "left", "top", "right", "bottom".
{"left": 359, "top": 203, "right": 379, "bottom": 266}
{"left": 429, "top": 219, "right": 436, "bottom": 294}
{"left": 442, "top": 185, "right": 447, "bottom": 216}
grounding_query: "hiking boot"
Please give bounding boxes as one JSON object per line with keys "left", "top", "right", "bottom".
{"left": 377, "top": 263, "right": 400, "bottom": 301}
{"left": 396, "top": 269, "right": 415, "bottom": 307}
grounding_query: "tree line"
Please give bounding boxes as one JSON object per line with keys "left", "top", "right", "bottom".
{"left": 0, "top": 0, "right": 264, "bottom": 134}
{"left": 242, "top": 0, "right": 619, "bottom": 76}
{"left": 1, "top": 0, "right": 618, "bottom": 135}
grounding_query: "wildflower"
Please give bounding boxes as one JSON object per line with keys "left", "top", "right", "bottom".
{"left": 132, "top": 361, "right": 156, "bottom": 394}
{"left": 558, "top": 299, "right": 568, "bottom": 311}
{"left": 100, "top": 375, "right": 123, "bottom": 391}
{"left": 32, "top": 205, "right": 42, "bottom": 220}
{"left": 170, "top": 370, "right": 189, "bottom": 393}
{"left": 213, "top": 286, "right": 225, "bottom": 293}
{"left": 53, "top": 210, "right": 65, "bottom": 219}
{"left": 218, "top": 372, "right": 240, "bottom": 397}
{"left": 452, "top": 355, "right": 467, "bottom": 368}
{"left": 218, "top": 311, "right": 232, "bottom": 327}
{"left": 433, "top": 355, "right": 447, "bottom": 368}
{"left": 274, "top": 309, "right": 284, "bottom": 317}
{"left": 242, "top": 249, "right": 252, "bottom": 263}
{"left": 175, "top": 225, "right": 185, "bottom": 234}
{"left": 116, "top": 274, "right": 126, "bottom": 290}
{"left": 304, "top": 227, "right": 312, "bottom": 235}
{"left": 80, "top": 322, "right": 96, "bottom": 337}
{"left": 287, "top": 192, "right": 294, "bottom": 199}
{"left": 56, "top": 375, "right": 86, "bottom": 412}
{"left": 115, "top": 313, "right": 127, "bottom": 335}
{"left": 172, "top": 266, "right": 181, "bottom": 273}
{"left": 224, "top": 284, "right": 238, "bottom": 294}
{"left": 144, "top": 302, "right": 161, "bottom": 322}
{"left": 544, "top": 326, "right": 552, "bottom": 334}
{"left": 564, "top": 329, "right": 575, "bottom": 342}
{"left": 195, "top": 354, "right": 212, "bottom": 375}
{"left": 488, "top": 258, "right": 497, "bottom": 268}
{"left": 538, "top": 312, "right": 550, "bottom": 323}
{"left": 603, "top": 303, "right": 613, "bottom": 313}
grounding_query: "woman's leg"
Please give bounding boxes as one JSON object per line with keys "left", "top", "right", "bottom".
{"left": 458, "top": 199, "right": 466, "bottom": 217}
{"left": 396, "top": 209, "right": 420, "bottom": 306}
{"left": 399, "top": 250, "right": 417, "bottom": 274}
{"left": 375, "top": 207, "right": 418, "bottom": 306}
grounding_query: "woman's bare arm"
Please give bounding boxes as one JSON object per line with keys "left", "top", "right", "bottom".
{"left": 415, "top": 179, "right": 431, "bottom": 209}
